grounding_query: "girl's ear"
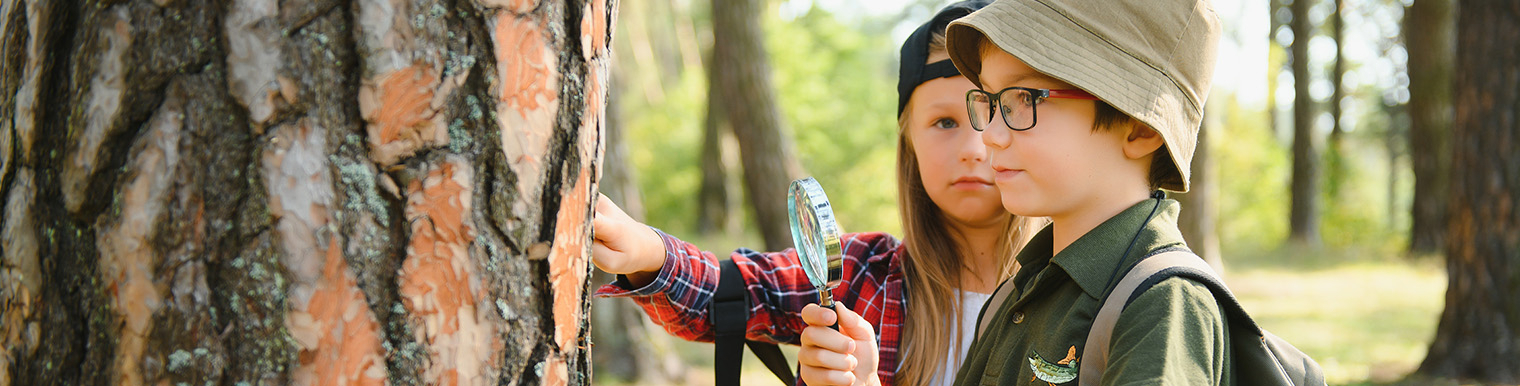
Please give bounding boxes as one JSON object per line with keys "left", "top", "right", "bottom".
{"left": 1121, "top": 122, "right": 1165, "bottom": 160}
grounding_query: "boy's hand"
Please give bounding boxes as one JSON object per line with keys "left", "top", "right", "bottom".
{"left": 591, "top": 194, "right": 665, "bottom": 286}
{"left": 799, "top": 304, "right": 881, "bottom": 386}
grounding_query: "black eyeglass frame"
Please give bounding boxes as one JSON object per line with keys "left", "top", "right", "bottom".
{"left": 965, "top": 86, "right": 1098, "bottom": 131}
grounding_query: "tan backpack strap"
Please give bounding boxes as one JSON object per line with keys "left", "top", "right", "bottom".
{"left": 975, "top": 277, "right": 1019, "bottom": 340}
{"left": 1078, "top": 250, "right": 1212, "bottom": 386}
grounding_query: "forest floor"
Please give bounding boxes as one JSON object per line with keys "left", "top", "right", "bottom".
{"left": 592, "top": 237, "right": 1453, "bottom": 386}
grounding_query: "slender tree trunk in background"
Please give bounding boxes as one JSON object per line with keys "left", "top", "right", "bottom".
{"left": 1288, "top": 0, "right": 1321, "bottom": 246}
{"left": 1178, "top": 103, "right": 1222, "bottom": 273}
{"left": 0, "top": 0, "right": 615, "bottom": 384}
{"left": 1326, "top": 0, "right": 1347, "bottom": 197}
{"left": 1405, "top": 0, "right": 1456, "bottom": 255}
{"left": 1416, "top": 1, "right": 1520, "bottom": 382}
{"left": 589, "top": 80, "right": 685, "bottom": 384}
{"left": 711, "top": 0, "right": 804, "bottom": 252}
{"left": 697, "top": 81, "right": 731, "bottom": 234}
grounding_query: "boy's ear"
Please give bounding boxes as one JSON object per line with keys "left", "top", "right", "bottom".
{"left": 1121, "top": 122, "right": 1165, "bottom": 160}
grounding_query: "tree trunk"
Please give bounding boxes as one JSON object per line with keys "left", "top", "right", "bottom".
{"left": 711, "top": 0, "right": 804, "bottom": 252}
{"left": 1288, "top": 0, "right": 1321, "bottom": 246}
{"left": 1177, "top": 102, "right": 1222, "bottom": 273}
{"left": 1415, "top": 1, "right": 1520, "bottom": 382}
{"left": 1405, "top": 0, "right": 1456, "bottom": 255}
{"left": 696, "top": 77, "right": 731, "bottom": 234}
{"left": 0, "top": 0, "right": 616, "bottom": 385}
{"left": 1326, "top": 0, "right": 1347, "bottom": 198}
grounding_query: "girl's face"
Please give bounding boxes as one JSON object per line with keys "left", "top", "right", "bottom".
{"left": 906, "top": 74, "right": 1007, "bottom": 229}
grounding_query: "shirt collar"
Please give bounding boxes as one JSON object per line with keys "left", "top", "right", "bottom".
{"left": 1015, "top": 198, "right": 1188, "bottom": 299}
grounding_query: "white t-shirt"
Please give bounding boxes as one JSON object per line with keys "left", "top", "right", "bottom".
{"left": 928, "top": 289, "right": 993, "bottom": 386}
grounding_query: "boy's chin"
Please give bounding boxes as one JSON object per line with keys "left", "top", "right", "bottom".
{"left": 997, "top": 196, "right": 1045, "bottom": 218}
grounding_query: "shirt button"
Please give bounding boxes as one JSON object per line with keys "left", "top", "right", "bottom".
{"left": 1012, "top": 311, "right": 1025, "bottom": 324}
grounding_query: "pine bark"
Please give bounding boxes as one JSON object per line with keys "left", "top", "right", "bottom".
{"left": 0, "top": 0, "right": 615, "bottom": 385}
{"left": 1415, "top": 1, "right": 1520, "bottom": 382}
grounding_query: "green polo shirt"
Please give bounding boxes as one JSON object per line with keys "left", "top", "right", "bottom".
{"left": 953, "top": 198, "right": 1232, "bottom": 386}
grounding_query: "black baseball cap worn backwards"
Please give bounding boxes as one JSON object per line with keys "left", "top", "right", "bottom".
{"left": 896, "top": 0, "right": 992, "bottom": 116}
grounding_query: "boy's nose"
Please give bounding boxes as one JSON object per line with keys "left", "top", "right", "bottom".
{"left": 981, "top": 122, "right": 1012, "bottom": 149}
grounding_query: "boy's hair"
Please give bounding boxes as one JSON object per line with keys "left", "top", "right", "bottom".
{"left": 947, "top": 0, "right": 1221, "bottom": 192}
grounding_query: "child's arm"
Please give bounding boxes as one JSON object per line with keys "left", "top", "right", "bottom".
{"left": 1101, "top": 277, "right": 1229, "bottom": 385}
{"left": 591, "top": 195, "right": 898, "bottom": 345}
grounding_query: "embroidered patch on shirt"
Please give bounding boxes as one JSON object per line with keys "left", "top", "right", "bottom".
{"left": 1028, "top": 346, "right": 1080, "bottom": 385}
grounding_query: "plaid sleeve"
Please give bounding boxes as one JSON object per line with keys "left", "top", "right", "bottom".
{"left": 594, "top": 228, "right": 901, "bottom": 346}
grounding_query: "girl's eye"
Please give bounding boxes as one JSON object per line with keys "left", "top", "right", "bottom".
{"left": 933, "top": 118, "right": 959, "bottom": 129}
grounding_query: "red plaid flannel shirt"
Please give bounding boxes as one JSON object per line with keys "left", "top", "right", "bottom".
{"left": 595, "top": 228, "right": 907, "bottom": 385}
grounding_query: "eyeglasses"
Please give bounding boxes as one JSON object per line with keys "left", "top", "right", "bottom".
{"left": 966, "top": 86, "right": 1098, "bottom": 131}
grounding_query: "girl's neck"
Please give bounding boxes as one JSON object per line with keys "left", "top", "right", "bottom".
{"left": 947, "top": 219, "right": 1006, "bottom": 294}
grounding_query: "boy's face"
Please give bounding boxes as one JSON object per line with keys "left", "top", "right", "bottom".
{"left": 975, "top": 48, "right": 1138, "bottom": 219}
{"left": 906, "top": 72, "right": 1006, "bottom": 228}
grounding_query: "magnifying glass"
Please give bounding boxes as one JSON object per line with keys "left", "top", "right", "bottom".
{"left": 788, "top": 177, "right": 843, "bottom": 330}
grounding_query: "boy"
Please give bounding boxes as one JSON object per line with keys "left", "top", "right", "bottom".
{"left": 944, "top": 0, "right": 1227, "bottom": 384}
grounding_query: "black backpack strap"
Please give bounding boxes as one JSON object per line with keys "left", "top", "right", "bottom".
{"left": 713, "top": 258, "right": 797, "bottom": 386}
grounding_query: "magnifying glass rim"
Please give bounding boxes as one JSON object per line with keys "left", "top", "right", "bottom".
{"left": 788, "top": 177, "right": 843, "bottom": 289}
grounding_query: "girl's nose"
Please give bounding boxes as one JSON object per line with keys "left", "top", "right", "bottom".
{"left": 962, "top": 131, "right": 987, "bottom": 163}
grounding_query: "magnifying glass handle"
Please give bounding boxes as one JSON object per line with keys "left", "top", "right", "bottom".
{"left": 819, "top": 296, "right": 840, "bottom": 331}
{"left": 825, "top": 304, "right": 840, "bottom": 331}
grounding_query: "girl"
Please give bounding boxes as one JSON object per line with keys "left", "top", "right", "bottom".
{"left": 592, "top": 2, "right": 1036, "bottom": 384}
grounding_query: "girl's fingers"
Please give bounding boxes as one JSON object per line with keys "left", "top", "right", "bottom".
{"left": 800, "top": 320, "right": 855, "bottom": 354}
{"left": 834, "top": 304, "right": 875, "bottom": 341}
{"left": 800, "top": 304, "right": 839, "bottom": 328}
{"left": 799, "top": 364, "right": 857, "bottom": 386}
{"left": 798, "top": 327, "right": 859, "bottom": 371}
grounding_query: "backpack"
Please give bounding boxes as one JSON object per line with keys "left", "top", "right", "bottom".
{"left": 1080, "top": 250, "right": 1326, "bottom": 386}
{"left": 975, "top": 250, "right": 1326, "bottom": 386}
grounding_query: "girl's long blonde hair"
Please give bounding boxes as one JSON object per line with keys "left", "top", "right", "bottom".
{"left": 893, "top": 31, "right": 1041, "bottom": 386}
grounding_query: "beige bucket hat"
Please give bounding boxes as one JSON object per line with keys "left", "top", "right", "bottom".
{"left": 946, "top": 0, "right": 1221, "bottom": 192}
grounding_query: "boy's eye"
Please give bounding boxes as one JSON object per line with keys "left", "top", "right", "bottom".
{"left": 933, "top": 118, "right": 959, "bottom": 129}
{"left": 1024, "top": 93, "right": 1045, "bottom": 106}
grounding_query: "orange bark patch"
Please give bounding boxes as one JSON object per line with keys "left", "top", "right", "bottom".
{"left": 542, "top": 355, "right": 569, "bottom": 386}
{"left": 400, "top": 160, "right": 500, "bottom": 385}
{"left": 496, "top": 14, "right": 554, "bottom": 112}
{"left": 289, "top": 239, "right": 387, "bottom": 386}
{"left": 361, "top": 64, "right": 447, "bottom": 167}
{"left": 579, "top": 0, "right": 608, "bottom": 59}
{"left": 494, "top": 12, "right": 558, "bottom": 233}
{"left": 509, "top": 0, "right": 540, "bottom": 16}
{"left": 548, "top": 169, "right": 592, "bottom": 351}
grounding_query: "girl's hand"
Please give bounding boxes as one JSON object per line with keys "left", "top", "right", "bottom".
{"left": 591, "top": 194, "right": 665, "bottom": 286}
{"left": 799, "top": 304, "right": 881, "bottom": 386}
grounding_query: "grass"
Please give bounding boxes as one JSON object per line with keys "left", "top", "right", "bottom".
{"left": 592, "top": 237, "right": 1453, "bottom": 386}
{"left": 1223, "top": 244, "right": 1446, "bottom": 385}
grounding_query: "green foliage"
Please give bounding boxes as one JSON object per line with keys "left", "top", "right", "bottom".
{"left": 1215, "top": 95, "right": 1293, "bottom": 251}
{"left": 766, "top": 7, "right": 902, "bottom": 236}
{"left": 622, "top": 71, "right": 707, "bottom": 233}
{"left": 618, "top": 5, "right": 904, "bottom": 239}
